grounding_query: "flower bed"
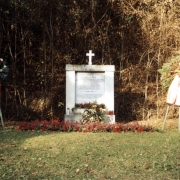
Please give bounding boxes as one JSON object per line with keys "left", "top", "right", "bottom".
{"left": 18, "top": 120, "right": 155, "bottom": 133}
{"left": 75, "top": 101, "right": 106, "bottom": 109}
{"left": 73, "top": 101, "right": 107, "bottom": 123}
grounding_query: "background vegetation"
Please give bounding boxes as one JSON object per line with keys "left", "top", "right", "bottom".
{"left": 0, "top": 0, "right": 180, "bottom": 122}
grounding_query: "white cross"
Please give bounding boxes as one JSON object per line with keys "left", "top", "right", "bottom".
{"left": 86, "top": 50, "right": 95, "bottom": 65}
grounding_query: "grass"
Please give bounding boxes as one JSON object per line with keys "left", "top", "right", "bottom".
{"left": 0, "top": 129, "right": 180, "bottom": 180}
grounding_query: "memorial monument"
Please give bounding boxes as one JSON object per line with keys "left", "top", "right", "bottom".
{"left": 65, "top": 50, "right": 115, "bottom": 123}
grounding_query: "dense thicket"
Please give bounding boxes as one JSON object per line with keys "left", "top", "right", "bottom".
{"left": 0, "top": 0, "right": 180, "bottom": 122}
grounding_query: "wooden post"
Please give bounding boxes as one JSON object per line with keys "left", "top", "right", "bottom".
{"left": 0, "top": 107, "right": 4, "bottom": 130}
{"left": 162, "top": 104, "right": 180, "bottom": 132}
{"left": 162, "top": 105, "right": 170, "bottom": 131}
{"left": 0, "top": 82, "right": 4, "bottom": 130}
{"left": 178, "top": 106, "right": 180, "bottom": 132}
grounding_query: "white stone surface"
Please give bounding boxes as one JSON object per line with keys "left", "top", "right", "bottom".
{"left": 66, "top": 64, "right": 115, "bottom": 71}
{"left": 64, "top": 114, "right": 83, "bottom": 122}
{"left": 66, "top": 71, "right": 75, "bottom": 111}
{"left": 104, "top": 115, "right": 115, "bottom": 124}
{"left": 104, "top": 71, "right": 114, "bottom": 112}
{"left": 75, "top": 72, "right": 105, "bottom": 104}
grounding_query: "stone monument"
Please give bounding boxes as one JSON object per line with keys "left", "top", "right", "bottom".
{"left": 65, "top": 50, "right": 115, "bottom": 123}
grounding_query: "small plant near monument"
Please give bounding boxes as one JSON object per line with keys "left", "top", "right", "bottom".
{"left": 72, "top": 101, "right": 107, "bottom": 123}
{"left": 80, "top": 101, "right": 106, "bottom": 123}
{"left": 81, "top": 108, "right": 106, "bottom": 123}
{"left": 58, "top": 101, "right": 64, "bottom": 108}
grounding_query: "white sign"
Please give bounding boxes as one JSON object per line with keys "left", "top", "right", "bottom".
{"left": 75, "top": 72, "right": 105, "bottom": 103}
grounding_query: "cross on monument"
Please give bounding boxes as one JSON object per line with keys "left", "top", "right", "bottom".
{"left": 86, "top": 50, "right": 95, "bottom": 65}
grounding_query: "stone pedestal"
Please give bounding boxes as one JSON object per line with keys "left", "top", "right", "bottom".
{"left": 64, "top": 113, "right": 115, "bottom": 124}
{"left": 104, "top": 115, "right": 115, "bottom": 124}
{"left": 64, "top": 114, "right": 83, "bottom": 122}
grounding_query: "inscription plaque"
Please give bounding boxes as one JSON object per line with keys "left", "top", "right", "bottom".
{"left": 75, "top": 72, "right": 105, "bottom": 103}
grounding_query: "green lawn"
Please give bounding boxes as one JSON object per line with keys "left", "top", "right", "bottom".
{"left": 0, "top": 129, "right": 179, "bottom": 180}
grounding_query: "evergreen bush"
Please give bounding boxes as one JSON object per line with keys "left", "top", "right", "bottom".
{"left": 158, "top": 56, "right": 180, "bottom": 92}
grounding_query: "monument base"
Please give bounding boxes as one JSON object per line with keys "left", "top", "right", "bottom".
{"left": 64, "top": 114, "right": 115, "bottom": 124}
{"left": 104, "top": 115, "right": 115, "bottom": 124}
